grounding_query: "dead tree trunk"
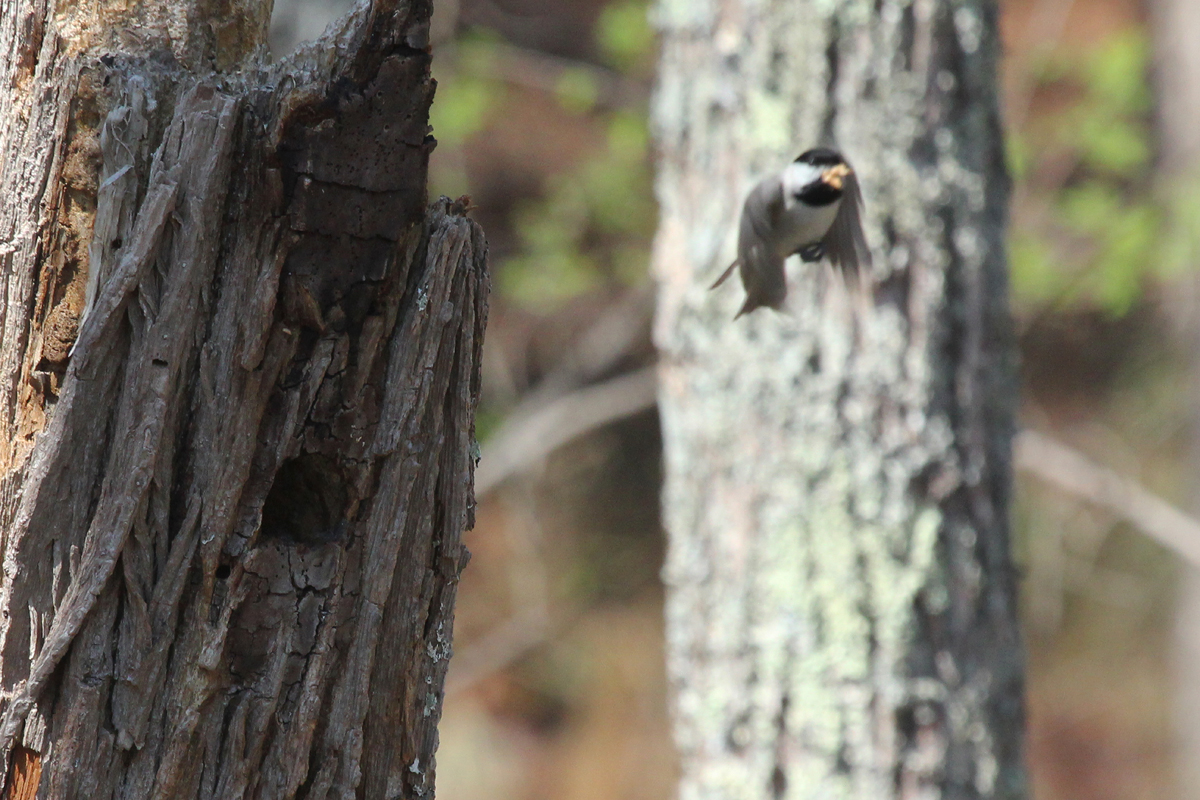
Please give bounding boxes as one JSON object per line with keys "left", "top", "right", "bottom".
{"left": 651, "top": 0, "right": 1023, "bottom": 798}
{"left": 0, "top": 0, "right": 488, "bottom": 796}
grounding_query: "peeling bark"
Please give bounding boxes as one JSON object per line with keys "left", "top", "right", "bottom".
{"left": 651, "top": 1, "right": 1023, "bottom": 798}
{"left": 0, "top": 0, "right": 488, "bottom": 796}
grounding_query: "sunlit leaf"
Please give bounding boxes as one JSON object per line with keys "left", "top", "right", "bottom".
{"left": 1058, "top": 184, "right": 1121, "bottom": 233}
{"left": 607, "top": 111, "right": 649, "bottom": 161}
{"left": 596, "top": 0, "right": 654, "bottom": 71}
{"left": 1077, "top": 114, "right": 1149, "bottom": 175}
{"left": 500, "top": 247, "right": 603, "bottom": 309}
{"left": 1009, "top": 232, "right": 1065, "bottom": 304}
{"left": 430, "top": 74, "right": 497, "bottom": 145}
{"left": 555, "top": 67, "right": 600, "bottom": 114}
{"left": 1006, "top": 135, "right": 1031, "bottom": 181}
{"left": 1093, "top": 204, "right": 1159, "bottom": 314}
{"left": 1086, "top": 31, "right": 1150, "bottom": 114}
{"left": 1158, "top": 180, "right": 1200, "bottom": 277}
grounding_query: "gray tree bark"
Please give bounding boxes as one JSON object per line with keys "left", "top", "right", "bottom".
{"left": 651, "top": 1, "right": 1023, "bottom": 799}
{"left": 0, "top": 0, "right": 488, "bottom": 796}
{"left": 1154, "top": 0, "right": 1200, "bottom": 796}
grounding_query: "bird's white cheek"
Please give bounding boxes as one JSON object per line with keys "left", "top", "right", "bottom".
{"left": 780, "top": 162, "right": 823, "bottom": 199}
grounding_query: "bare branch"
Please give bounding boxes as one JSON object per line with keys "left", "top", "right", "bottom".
{"left": 475, "top": 366, "right": 657, "bottom": 497}
{"left": 1015, "top": 429, "right": 1200, "bottom": 566}
{"left": 445, "top": 605, "right": 557, "bottom": 695}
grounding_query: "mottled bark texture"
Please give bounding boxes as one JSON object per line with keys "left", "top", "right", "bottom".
{"left": 1156, "top": 0, "right": 1200, "bottom": 794}
{"left": 651, "top": 1, "right": 1022, "bottom": 799}
{"left": 0, "top": 0, "right": 488, "bottom": 796}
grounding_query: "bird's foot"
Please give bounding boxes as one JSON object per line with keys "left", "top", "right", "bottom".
{"left": 797, "top": 243, "right": 824, "bottom": 262}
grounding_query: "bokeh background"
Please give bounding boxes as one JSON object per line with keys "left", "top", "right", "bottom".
{"left": 271, "top": 1, "right": 1200, "bottom": 797}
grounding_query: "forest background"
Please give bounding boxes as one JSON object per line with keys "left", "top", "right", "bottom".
{"left": 269, "top": 0, "right": 1195, "bottom": 797}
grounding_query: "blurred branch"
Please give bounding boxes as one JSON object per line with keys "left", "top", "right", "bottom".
{"left": 467, "top": 413, "right": 1200, "bottom": 694}
{"left": 454, "top": 299, "right": 656, "bottom": 691}
{"left": 1006, "top": 0, "right": 1078, "bottom": 131}
{"left": 477, "top": 288, "right": 653, "bottom": 496}
{"left": 531, "top": 287, "right": 653, "bottom": 398}
{"left": 1016, "top": 429, "right": 1200, "bottom": 566}
{"left": 445, "top": 604, "right": 558, "bottom": 695}
{"left": 478, "top": 394, "right": 1200, "bottom": 572}
{"left": 495, "top": 42, "right": 643, "bottom": 106}
{"left": 476, "top": 365, "right": 658, "bottom": 496}
{"left": 448, "top": 480, "right": 559, "bottom": 696}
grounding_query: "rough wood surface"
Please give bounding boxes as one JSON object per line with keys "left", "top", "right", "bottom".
{"left": 651, "top": 0, "right": 1023, "bottom": 798}
{"left": 0, "top": 0, "right": 489, "bottom": 796}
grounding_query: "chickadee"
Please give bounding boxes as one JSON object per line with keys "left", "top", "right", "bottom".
{"left": 711, "top": 147, "right": 871, "bottom": 318}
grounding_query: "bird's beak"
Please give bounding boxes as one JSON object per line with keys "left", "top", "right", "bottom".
{"left": 821, "top": 163, "right": 852, "bottom": 190}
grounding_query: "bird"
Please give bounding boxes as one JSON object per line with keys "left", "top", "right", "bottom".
{"left": 710, "top": 147, "right": 871, "bottom": 318}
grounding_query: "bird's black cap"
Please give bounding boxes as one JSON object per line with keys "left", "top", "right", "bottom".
{"left": 795, "top": 147, "right": 845, "bottom": 167}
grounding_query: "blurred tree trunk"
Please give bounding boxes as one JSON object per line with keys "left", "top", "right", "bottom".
{"left": 0, "top": 0, "right": 487, "bottom": 796}
{"left": 1154, "top": 0, "right": 1200, "bottom": 795}
{"left": 651, "top": 1, "right": 1023, "bottom": 798}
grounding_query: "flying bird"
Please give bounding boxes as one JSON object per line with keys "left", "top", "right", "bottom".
{"left": 711, "top": 147, "right": 871, "bottom": 318}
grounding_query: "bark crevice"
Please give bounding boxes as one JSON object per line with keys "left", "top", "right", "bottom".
{"left": 0, "top": 0, "right": 485, "bottom": 795}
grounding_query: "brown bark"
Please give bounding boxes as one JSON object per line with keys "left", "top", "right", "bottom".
{"left": 0, "top": 0, "right": 489, "bottom": 796}
{"left": 651, "top": 0, "right": 1023, "bottom": 797}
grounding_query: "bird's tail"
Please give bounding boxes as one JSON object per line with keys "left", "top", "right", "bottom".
{"left": 709, "top": 260, "right": 739, "bottom": 290}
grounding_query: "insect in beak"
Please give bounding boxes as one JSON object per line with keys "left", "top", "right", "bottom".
{"left": 820, "top": 163, "right": 852, "bottom": 190}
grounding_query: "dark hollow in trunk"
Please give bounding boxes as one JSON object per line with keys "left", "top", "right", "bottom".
{"left": 0, "top": 0, "right": 489, "bottom": 796}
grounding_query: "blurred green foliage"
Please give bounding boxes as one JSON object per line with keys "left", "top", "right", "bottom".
{"left": 501, "top": 1, "right": 656, "bottom": 311}
{"left": 500, "top": 110, "right": 656, "bottom": 308}
{"left": 1009, "top": 31, "right": 1195, "bottom": 316}
{"left": 430, "top": 76, "right": 496, "bottom": 145}
{"left": 595, "top": 0, "right": 655, "bottom": 73}
{"left": 429, "top": 1, "right": 657, "bottom": 313}
{"left": 429, "top": 31, "right": 505, "bottom": 147}
{"left": 554, "top": 68, "right": 601, "bottom": 114}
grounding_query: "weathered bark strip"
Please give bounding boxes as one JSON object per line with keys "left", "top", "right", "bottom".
{"left": 652, "top": 0, "right": 1021, "bottom": 798}
{"left": 0, "top": 0, "right": 489, "bottom": 796}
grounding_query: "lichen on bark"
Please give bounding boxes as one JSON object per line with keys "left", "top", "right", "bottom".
{"left": 652, "top": 0, "right": 1023, "bottom": 798}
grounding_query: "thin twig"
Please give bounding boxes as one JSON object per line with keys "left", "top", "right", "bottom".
{"left": 1006, "top": 0, "right": 1078, "bottom": 133}
{"left": 1015, "top": 429, "right": 1200, "bottom": 567}
{"left": 465, "top": 389, "right": 1200, "bottom": 692}
{"left": 534, "top": 287, "right": 653, "bottom": 396}
{"left": 476, "top": 374, "right": 1200, "bottom": 567}
{"left": 475, "top": 366, "right": 658, "bottom": 497}
{"left": 445, "top": 605, "right": 556, "bottom": 695}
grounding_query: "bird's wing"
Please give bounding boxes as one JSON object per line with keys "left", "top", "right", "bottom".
{"left": 821, "top": 171, "right": 871, "bottom": 278}
{"left": 712, "top": 180, "right": 779, "bottom": 291}
{"left": 734, "top": 182, "right": 790, "bottom": 316}
{"left": 748, "top": 178, "right": 786, "bottom": 243}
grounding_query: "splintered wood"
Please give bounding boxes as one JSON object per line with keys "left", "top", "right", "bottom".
{"left": 2, "top": 748, "right": 39, "bottom": 800}
{"left": 0, "top": 0, "right": 489, "bottom": 796}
